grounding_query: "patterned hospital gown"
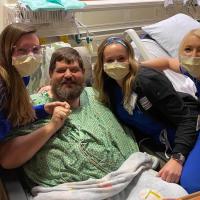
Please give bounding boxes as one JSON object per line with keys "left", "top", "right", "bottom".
{"left": 9, "top": 87, "right": 139, "bottom": 187}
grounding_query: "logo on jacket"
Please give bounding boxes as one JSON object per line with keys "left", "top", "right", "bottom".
{"left": 139, "top": 96, "right": 152, "bottom": 110}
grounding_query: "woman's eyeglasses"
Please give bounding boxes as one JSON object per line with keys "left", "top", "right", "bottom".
{"left": 13, "top": 45, "right": 44, "bottom": 56}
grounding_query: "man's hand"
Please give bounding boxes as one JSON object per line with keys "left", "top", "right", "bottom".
{"left": 44, "top": 101, "right": 70, "bottom": 114}
{"left": 157, "top": 158, "right": 183, "bottom": 183}
{"left": 49, "top": 105, "right": 71, "bottom": 132}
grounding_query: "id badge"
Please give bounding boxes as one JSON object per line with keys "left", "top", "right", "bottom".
{"left": 130, "top": 92, "right": 138, "bottom": 110}
{"left": 196, "top": 115, "right": 200, "bottom": 131}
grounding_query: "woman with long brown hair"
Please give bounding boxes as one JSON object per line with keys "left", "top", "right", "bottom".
{"left": 0, "top": 23, "right": 65, "bottom": 140}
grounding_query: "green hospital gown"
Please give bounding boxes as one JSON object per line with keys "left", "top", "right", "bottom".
{"left": 10, "top": 87, "right": 139, "bottom": 187}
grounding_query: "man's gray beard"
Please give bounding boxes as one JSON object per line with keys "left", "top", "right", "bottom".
{"left": 52, "top": 83, "right": 84, "bottom": 102}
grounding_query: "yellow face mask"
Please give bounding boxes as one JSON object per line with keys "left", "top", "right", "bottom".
{"left": 180, "top": 55, "right": 200, "bottom": 79}
{"left": 12, "top": 54, "right": 42, "bottom": 77}
{"left": 103, "top": 61, "right": 129, "bottom": 80}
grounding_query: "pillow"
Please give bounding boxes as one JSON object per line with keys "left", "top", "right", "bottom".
{"left": 140, "top": 38, "right": 170, "bottom": 59}
{"left": 74, "top": 46, "right": 92, "bottom": 86}
{"left": 142, "top": 13, "right": 200, "bottom": 57}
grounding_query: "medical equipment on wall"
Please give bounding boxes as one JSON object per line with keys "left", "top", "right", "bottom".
{"left": 5, "top": 2, "right": 76, "bottom": 25}
{"left": 74, "top": 18, "right": 95, "bottom": 55}
{"left": 164, "top": 0, "right": 200, "bottom": 19}
{"left": 4, "top": 1, "right": 95, "bottom": 54}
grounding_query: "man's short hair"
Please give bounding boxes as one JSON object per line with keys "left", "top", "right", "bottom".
{"left": 49, "top": 47, "right": 84, "bottom": 75}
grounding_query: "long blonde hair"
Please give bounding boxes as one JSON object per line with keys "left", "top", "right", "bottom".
{"left": 0, "top": 23, "right": 37, "bottom": 127}
{"left": 179, "top": 28, "right": 200, "bottom": 55}
{"left": 93, "top": 36, "right": 138, "bottom": 108}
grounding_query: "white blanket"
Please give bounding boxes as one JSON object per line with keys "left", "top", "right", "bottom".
{"left": 31, "top": 152, "right": 187, "bottom": 200}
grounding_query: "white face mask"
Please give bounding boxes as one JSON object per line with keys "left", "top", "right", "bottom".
{"left": 12, "top": 54, "right": 42, "bottom": 77}
{"left": 103, "top": 61, "right": 129, "bottom": 80}
{"left": 179, "top": 55, "right": 200, "bottom": 79}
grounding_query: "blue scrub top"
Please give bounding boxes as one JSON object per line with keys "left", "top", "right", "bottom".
{"left": 180, "top": 66, "right": 200, "bottom": 98}
{"left": 112, "top": 83, "right": 175, "bottom": 145}
{"left": 0, "top": 76, "right": 48, "bottom": 141}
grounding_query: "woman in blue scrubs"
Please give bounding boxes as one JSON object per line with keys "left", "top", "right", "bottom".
{"left": 0, "top": 23, "right": 65, "bottom": 140}
{"left": 93, "top": 36, "right": 200, "bottom": 193}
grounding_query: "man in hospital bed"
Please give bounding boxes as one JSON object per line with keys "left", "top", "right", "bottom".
{"left": 0, "top": 47, "right": 187, "bottom": 200}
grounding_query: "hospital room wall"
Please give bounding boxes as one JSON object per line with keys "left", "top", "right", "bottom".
{"left": 0, "top": 0, "right": 16, "bottom": 31}
{"left": 0, "top": 2, "right": 4, "bottom": 32}
{"left": 0, "top": 0, "right": 200, "bottom": 41}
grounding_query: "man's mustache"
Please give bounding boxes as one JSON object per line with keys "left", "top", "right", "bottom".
{"left": 61, "top": 79, "right": 76, "bottom": 85}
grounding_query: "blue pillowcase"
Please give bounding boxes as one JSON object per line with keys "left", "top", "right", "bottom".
{"left": 20, "top": 0, "right": 86, "bottom": 11}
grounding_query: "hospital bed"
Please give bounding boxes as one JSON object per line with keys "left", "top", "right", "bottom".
{"left": 1, "top": 13, "right": 200, "bottom": 200}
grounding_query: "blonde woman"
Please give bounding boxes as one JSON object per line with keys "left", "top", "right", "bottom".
{"left": 93, "top": 36, "right": 200, "bottom": 193}
{"left": 142, "top": 28, "right": 200, "bottom": 97}
{"left": 0, "top": 23, "right": 66, "bottom": 140}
